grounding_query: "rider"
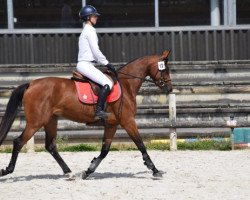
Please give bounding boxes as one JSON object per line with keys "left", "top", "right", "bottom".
{"left": 77, "top": 5, "right": 116, "bottom": 119}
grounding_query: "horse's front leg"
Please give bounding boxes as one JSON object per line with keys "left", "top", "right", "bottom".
{"left": 121, "top": 118, "right": 163, "bottom": 178}
{"left": 82, "top": 125, "right": 117, "bottom": 179}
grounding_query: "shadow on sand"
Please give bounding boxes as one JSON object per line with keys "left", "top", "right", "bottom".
{"left": 86, "top": 171, "right": 150, "bottom": 180}
{"left": 0, "top": 170, "right": 161, "bottom": 182}
{"left": 0, "top": 174, "right": 65, "bottom": 182}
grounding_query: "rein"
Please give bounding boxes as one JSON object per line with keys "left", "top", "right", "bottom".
{"left": 117, "top": 58, "right": 171, "bottom": 86}
{"left": 115, "top": 57, "right": 172, "bottom": 120}
{"left": 118, "top": 71, "right": 156, "bottom": 83}
{"left": 118, "top": 69, "right": 172, "bottom": 86}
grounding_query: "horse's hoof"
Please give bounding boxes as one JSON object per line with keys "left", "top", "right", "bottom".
{"left": 0, "top": 169, "right": 7, "bottom": 177}
{"left": 65, "top": 172, "right": 76, "bottom": 181}
{"left": 81, "top": 171, "right": 90, "bottom": 180}
{"left": 152, "top": 171, "right": 164, "bottom": 179}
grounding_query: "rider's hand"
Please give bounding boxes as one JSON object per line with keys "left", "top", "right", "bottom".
{"left": 105, "top": 63, "right": 117, "bottom": 77}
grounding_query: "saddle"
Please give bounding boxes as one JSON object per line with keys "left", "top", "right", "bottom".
{"left": 71, "top": 69, "right": 118, "bottom": 96}
{"left": 71, "top": 69, "right": 121, "bottom": 105}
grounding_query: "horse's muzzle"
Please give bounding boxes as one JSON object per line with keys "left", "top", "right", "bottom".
{"left": 163, "top": 85, "right": 172, "bottom": 94}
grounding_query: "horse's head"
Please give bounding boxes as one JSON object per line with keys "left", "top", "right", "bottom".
{"left": 148, "top": 50, "right": 172, "bottom": 94}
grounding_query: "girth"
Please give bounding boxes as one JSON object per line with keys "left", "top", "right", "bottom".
{"left": 71, "top": 69, "right": 117, "bottom": 96}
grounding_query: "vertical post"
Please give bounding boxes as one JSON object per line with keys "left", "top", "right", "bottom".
{"left": 26, "top": 137, "right": 35, "bottom": 153}
{"left": 82, "top": 0, "right": 86, "bottom": 28}
{"left": 226, "top": 115, "right": 237, "bottom": 150}
{"left": 7, "top": 0, "right": 14, "bottom": 29}
{"left": 210, "top": 0, "right": 220, "bottom": 26}
{"left": 224, "top": 0, "right": 236, "bottom": 26}
{"left": 155, "top": 0, "right": 159, "bottom": 27}
{"left": 169, "top": 93, "right": 177, "bottom": 151}
{"left": 82, "top": 0, "right": 86, "bottom": 7}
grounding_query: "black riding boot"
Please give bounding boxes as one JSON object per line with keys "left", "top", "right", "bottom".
{"left": 95, "top": 84, "right": 111, "bottom": 119}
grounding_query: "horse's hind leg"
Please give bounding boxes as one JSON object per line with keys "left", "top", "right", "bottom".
{"left": 121, "top": 118, "right": 163, "bottom": 178}
{"left": 82, "top": 126, "right": 117, "bottom": 179}
{"left": 44, "top": 116, "right": 71, "bottom": 175}
{"left": 0, "top": 125, "right": 39, "bottom": 177}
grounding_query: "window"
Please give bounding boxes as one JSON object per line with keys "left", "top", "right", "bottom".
{"left": 3, "top": 0, "right": 250, "bottom": 29}
{"left": 159, "top": 0, "right": 210, "bottom": 26}
{"left": 13, "top": 0, "right": 82, "bottom": 28}
{"left": 87, "top": 0, "right": 154, "bottom": 27}
{"left": 0, "top": 0, "right": 7, "bottom": 28}
{"left": 237, "top": 0, "right": 250, "bottom": 24}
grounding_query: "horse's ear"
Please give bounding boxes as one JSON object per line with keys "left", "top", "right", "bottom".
{"left": 161, "top": 50, "right": 171, "bottom": 60}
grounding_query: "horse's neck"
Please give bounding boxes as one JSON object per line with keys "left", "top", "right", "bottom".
{"left": 119, "top": 59, "right": 149, "bottom": 98}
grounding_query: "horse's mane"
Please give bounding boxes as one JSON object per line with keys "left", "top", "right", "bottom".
{"left": 117, "top": 55, "right": 156, "bottom": 71}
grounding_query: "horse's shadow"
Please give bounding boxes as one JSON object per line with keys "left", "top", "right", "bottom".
{"left": 87, "top": 171, "right": 149, "bottom": 180}
{"left": 0, "top": 171, "right": 154, "bottom": 182}
{"left": 0, "top": 174, "right": 65, "bottom": 182}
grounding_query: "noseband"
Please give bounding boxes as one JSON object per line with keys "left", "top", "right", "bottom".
{"left": 153, "top": 67, "right": 172, "bottom": 88}
{"left": 118, "top": 60, "right": 171, "bottom": 87}
{"left": 150, "top": 60, "right": 172, "bottom": 88}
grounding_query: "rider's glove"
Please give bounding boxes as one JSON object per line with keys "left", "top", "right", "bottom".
{"left": 105, "top": 63, "right": 117, "bottom": 77}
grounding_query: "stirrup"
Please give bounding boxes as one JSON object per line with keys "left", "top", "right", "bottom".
{"left": 95, "top": 110, "right": 111, "bottom": 120}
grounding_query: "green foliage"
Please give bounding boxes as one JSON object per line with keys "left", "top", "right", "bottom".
{"left": 146, "top": 142, "right": 170, "bottom": 150}
{"left": 110, "top": 143, "right": 137, "bottom": 151}
{"left": 58, "top": 143, "right": 98, "bottom": 152}
{"left": 56, "top": 136, "right": 69, "bottom": 150}
{"left": 177, "top": 139, "right": 231, "bottom": 151}
{"left": 0, "top": 138, "right": 232, "bottom": 153}
{"left": 54, "top": 139, "right": 231, "bottom": 152}
{"left": 0, "top": 147, "right": 12, "bottom": 153}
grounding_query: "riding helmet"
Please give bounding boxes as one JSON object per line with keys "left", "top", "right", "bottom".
{"left": 79, "top": 5, "right": 100, "bottom": 21}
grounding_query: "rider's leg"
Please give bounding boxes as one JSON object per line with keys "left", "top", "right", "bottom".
{"left": 95, "top": 84, "right": 111, "bottom": 119}
{"left": 76, "top": 61, "right": 113, "bottom": 89}
{"left": 76, "top": 61, "right": 113, "bottom": 119}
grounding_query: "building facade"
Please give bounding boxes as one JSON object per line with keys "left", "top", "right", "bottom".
{"left": 0, "top": 0, "right": 250, "bottom": 64}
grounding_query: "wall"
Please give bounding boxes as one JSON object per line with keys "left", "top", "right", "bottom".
{"left": 0, "top": 27, "right": 250, "bottom": 64}
{"left": 1, "top": 60, "right": 250, "bottom": 144}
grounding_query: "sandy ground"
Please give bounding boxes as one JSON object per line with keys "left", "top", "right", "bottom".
{"left": 0, "top": 150, "right": 250, "bottom": 200}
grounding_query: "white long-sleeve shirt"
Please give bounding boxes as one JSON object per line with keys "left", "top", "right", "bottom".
{"left": 77, "top": 24, "right": 109, "bottom": 65}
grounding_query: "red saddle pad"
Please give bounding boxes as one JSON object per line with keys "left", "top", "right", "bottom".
{"left": 74, "top": 81, "right": 121, "bottom": 104}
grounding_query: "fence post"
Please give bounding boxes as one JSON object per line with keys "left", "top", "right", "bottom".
{"left": 226, "top": 115, "right": 237, "bottom": 150}
{"left": 169, "top": 93, "right": 177, "bottom": 151}
{"left": 26, "top": 136, "right": 35, "bottom": 153}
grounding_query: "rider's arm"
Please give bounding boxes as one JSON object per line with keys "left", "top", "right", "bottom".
{"left": 87, "top": 29, "right": 109, "bottom": 65}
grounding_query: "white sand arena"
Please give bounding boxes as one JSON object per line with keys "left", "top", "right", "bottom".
{"left": 0, "top": 150, "right": 250, "bottom": 200}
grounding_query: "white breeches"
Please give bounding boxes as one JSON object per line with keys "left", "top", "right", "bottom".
{"left": 76, "top": 61, "right": 113, "bottom": 89}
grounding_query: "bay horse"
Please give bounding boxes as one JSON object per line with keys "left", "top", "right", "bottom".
{"left": 0, "top": 51, "right": 172, "bottom": 179}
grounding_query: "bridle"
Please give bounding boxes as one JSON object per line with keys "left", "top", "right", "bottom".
{"left": 116, "top": 59, "right": 172, "bottom": 119}
{"left": 152, "top": 62, "right": 172, "bottom": 88}
{"left": 118, "top": 71, "right": 155, "bottom": 83}
{"left": 118, "top": 59, "right": 171, "bottom": 87}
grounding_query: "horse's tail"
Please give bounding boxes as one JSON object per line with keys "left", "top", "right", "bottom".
{"left": 0, "top": 83, "right": 29, "bottom": 146}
